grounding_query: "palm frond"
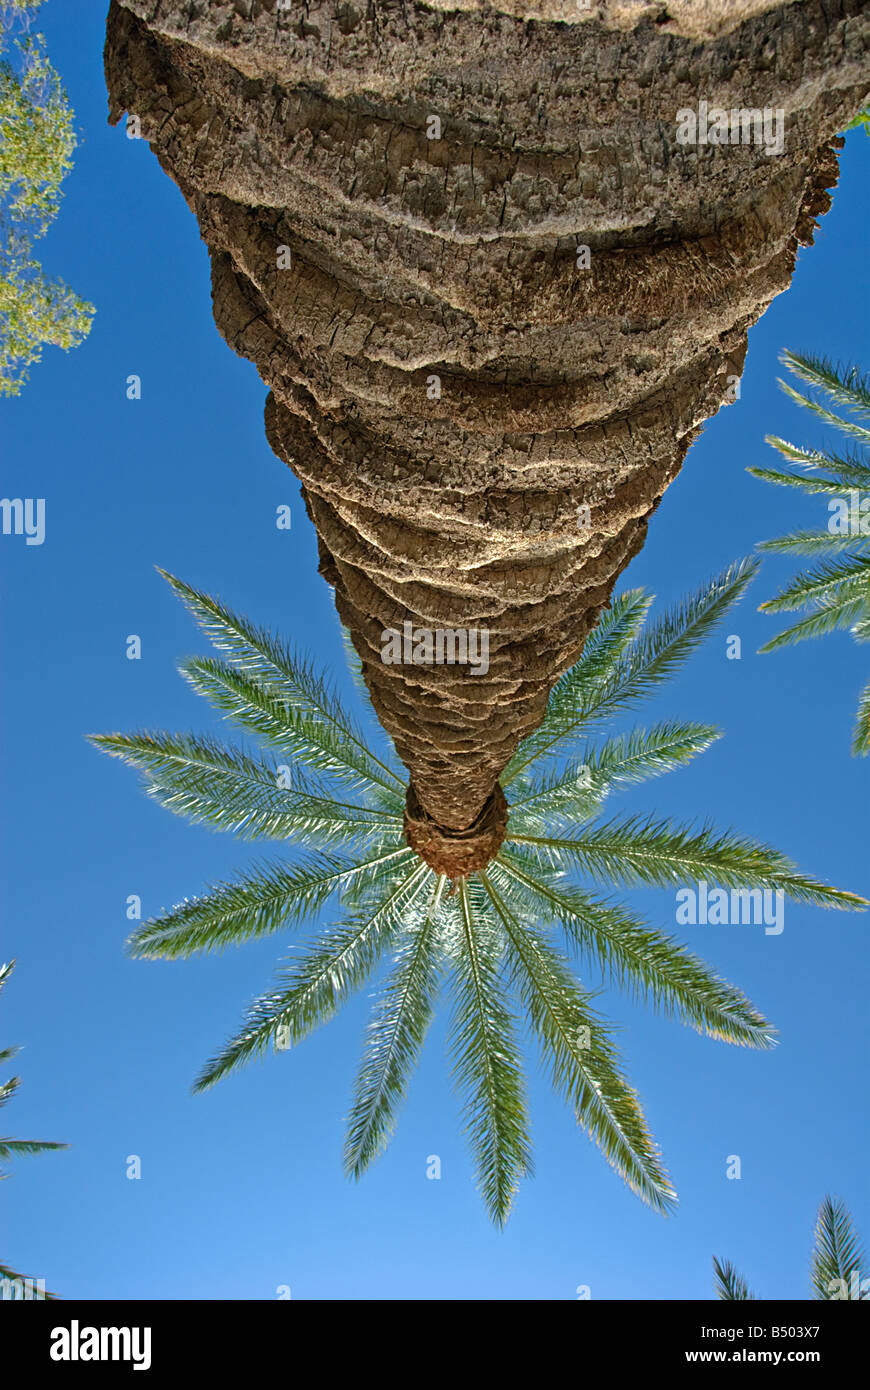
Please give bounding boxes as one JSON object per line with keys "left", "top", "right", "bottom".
{"left": 1, "top": 960, "right": 66, "bottom": 1298}
{"left": 758, "top": 529, "right": 866, "bottom": 557}
{"left": 446, "top": 878, "right": 533, "bottom": 1226}
{"left": 344, "top": 875, "right": 446, "bottom": 1177}
{"left": 780, "top": 351, "right": 870, "bottom": 417}
{"left": 713, "top": 1256, "right": 756, "bottom": 1300}
{"left": 762, "top": 439, "right": 870, "bottom": 491}
{"left": 0, "top": 1138, "right": 68, "bottom": 1160}
{"left": 853, "top": 677, "right": 870, "bottom": 757}
{"left": 757, "top": 554, "right": 870, "bottom": 615}
{"left": 503, "top": 561, "right": 756, "bottom": 784}
{"left": 811, "top": 1195, "right": 869, "bottom": 1300}
{"left": 0, "top": 1260, "right": 57, "bottom": 1299}
{"left": 492, "top": 849, "right": 775, "bottom": 1048}
{"left": 481, "top": 871, "right": 676, "bottom": 1213}
{"left": 159, "top": 570, "right": 405, "bottom": 796}
{"left": 747, "top": 464, "right": 859, "bottom": 497}
{"left": 507, "top": 814, "right": 867, "bottom": 911}
{"left": 508, "top": 722, "right": 720, "bottom": 832}
{"left": 500, "top": 590, "right": 651, "bottom": 787}
{"left": 778, "top": 380, "right": 870, "bottom": 446}
{"left": 192, "top": 863, "right": 431, "bottom": 1091}
{"left": 341, "top": 626, "right": 371, "bottom": 700}
{"left": 128, "top": 845, "right": 417, "bottom": 960}
{"left": 180, "top": 656, "right": 403, "bottom": 812}
{"left": 0, "top": 1076, "right": 21, "bottom": 1108}
{"left": 758, "top": 597, "right": 868, "bottom": 653}
{"left": 90, "top": 731, "right": 402, "bottom": 844}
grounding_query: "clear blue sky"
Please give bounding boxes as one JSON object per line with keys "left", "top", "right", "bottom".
{"left": 2, "top": 1, "right": 868, "bottom": 1300}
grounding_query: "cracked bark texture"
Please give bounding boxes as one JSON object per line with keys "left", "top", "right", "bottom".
{"left": 105, "top": 0, "right": 870, "bottom": 834}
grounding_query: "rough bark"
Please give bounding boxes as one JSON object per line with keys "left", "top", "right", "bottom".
{"left": 105, "top": 0, "right": 870, "bottom": 843}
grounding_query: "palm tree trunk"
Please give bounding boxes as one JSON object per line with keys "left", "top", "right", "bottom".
{"left": 105, "top": 0, "right": 870, "bottom": 851}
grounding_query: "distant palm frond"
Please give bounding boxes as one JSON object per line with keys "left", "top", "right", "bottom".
{"left": 751, "top": 352, "right": 870, "bottom": 754}
{"left": 1, "top": 961, "right": 65, "bottom": 1297}
{"left": 715, "top": 1195, "right": 867, "bottom": 1300}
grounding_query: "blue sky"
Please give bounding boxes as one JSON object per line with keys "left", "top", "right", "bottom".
{"left": 2, "top": 1, "right": 868, "bottom": 1300}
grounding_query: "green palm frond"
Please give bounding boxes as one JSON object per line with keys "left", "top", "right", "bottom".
{"left": 503, "top": 560, "right": 757, "bottom": 784}
{"left": 500, "top": 590, "right": 650, "bottom": 788}
{"left": 492, "top": 850, "right": 775, "bottom": 1047}
{"left": 811, "top": 1195, "right": 869, "bottom": 1300}
{"left": 753, "top": 353, "right": 870, "bottom": 751}
{"left": 757, "top": 596, "right": 868, "bottom": 653}
{"left": 854, "top": 678, "right": 870, "bottom": 756}
{"left": 1, "top": 962, "right": 65, "bottom": 1295}
{"left": 758, "top": 529, "right": 866, "bottom": 557}
{"left": 481, "top": 870, "right": 676, "bottom": 1213}
{"left": 446, "top": 878, "right": 533, "bottom": 1226}
{"left": 344, "top": 875, "right": 446, "bottom": 1178}
{"left": 179, "top": 656, "right": 403, "bottom": 813}
{"left": 762, "top": 439, "right": 870, "bottom": 491}
{"left": 713, "top": 1256, "right": 756, "bottom": 1300}
{"left": 90, "top": 731, "right": 401, "bottom": 844}
{"left": 159, "top": 570, "right": 405, "bottom": 798}
{"left": 0, "top": 1260, "right": 57, "bottom": 1300}
{"left": 758, "top": 554, "right": 870, "bottom": 614}
{"left": 508, "top": 722, "right": 719, "bottom": 832}
{"left": 128, "top": 845, "right": 415, "bottom": 960}
{"left": 748, "top": 463, "right": 865, "bottom": 497}
{"left": 756, "top": 433, "right": 867, "bottom": 478}
{"left": 341, "top": 625, "right": 371, "bottom": 700}
{"left": 780, "top": 351, "right": 870, "bottom": 418}
{"left": 776, "top": 378, "right": 870, "bottom": 446}
{"left": 94, "top": 567, "right": 865, "bottom": 1224}
{"left": 193, "top": 862, "right": 431, "bottom": 1091}
{"left": 0, "top": 1138, "right": 67, "bottom": 1160}
{"left": 507, "top": 814, "right": 866, "bottom": 910}
{"left": 0, "top": 1075, "right": 20, "bottom": 1107}
{"left": 714, "top": 1195, "right": 867, "bottom": 1300}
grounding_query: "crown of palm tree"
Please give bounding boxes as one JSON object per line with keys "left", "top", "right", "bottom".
{"left": 1, "top": 960, "right": 66, "bottom": 1298}
{"left": 91, "top": 560, "right": 865, "bottom": 1225}
{"left": 714, "top": 1194, "right": 868, "bottom": 1300}
{"left": 750, "top": 350, "right": 870, "bottom": 755}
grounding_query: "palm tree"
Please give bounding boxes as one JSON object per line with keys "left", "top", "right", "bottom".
{"left": 714, "top": 1195, "right": 868, "bottom": 1300}
{"left": 91, "top": 560, "right": 865, "bottom": 1225}
{"left": 750, "top": 352, "right": 870, "bottom": 754}
{"left": 103, "top": 0, "right": 870, "bottom": 840}
{"left": 1, "top": 961, "right": 66, "bottom": 1299}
